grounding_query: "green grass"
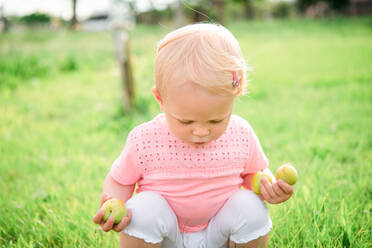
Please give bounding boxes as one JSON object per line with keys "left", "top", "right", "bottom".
{"left": 1, "top": 18, "right": 371, "bottom": 247}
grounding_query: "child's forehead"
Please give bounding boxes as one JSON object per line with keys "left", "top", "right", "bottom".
{"left": 162, "top": 69, "right": 220, "bottom": 95}
{"left": 164, "top": 83, "right": 235, "bottom": 118}
{"left": 167, "top": 81, "right": 212, "bottom": 98}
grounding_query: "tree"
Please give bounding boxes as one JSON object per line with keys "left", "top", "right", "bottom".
{"left": 0, "top": 6, "right": 8, "bottom": 32}
{"left": 233, "top": 0, "right": 255, "bottom": 19}
{"left": 20, "top": 12, "right": 51, "bottom": 24}
{"left": 184, "top": 0, "right": 226, "bottom": 25}
{"left": 71, "top": 0, "right": 78, "bottom": 28}
{"left": 212, "top": 0, "right": 227, "bottom": 25}
{"left": 174, "top": 0, "right": 186, "bottom": 27}
{"left": 297, "top": 0, "right": 349, "bottom": 13}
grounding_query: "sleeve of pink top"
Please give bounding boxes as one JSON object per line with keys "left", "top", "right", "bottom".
{"left": 241, "top": 124, "right": 269, "bottom": 189}
{"left": 110, "top": 133, "right": 142, "bottom": 185}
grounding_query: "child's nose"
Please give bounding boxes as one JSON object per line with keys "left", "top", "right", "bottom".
{"left": 192, "top": 127, "right": 210, "bottom": 137}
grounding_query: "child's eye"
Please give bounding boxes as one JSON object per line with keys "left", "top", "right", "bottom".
{"left": 209, "top": 119, "right": 223, "bottom": 124}
{"left": 179, "top": 120, "right": 193, "bottom": 125}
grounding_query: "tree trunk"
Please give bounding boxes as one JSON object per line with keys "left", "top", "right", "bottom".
{"left": 0, "top": 5, "right": 9, "bottom": 32}
{"left": 174, "top": 0, "right": 186, "bottom": 28}
{"left": 71, "top": 0, "right": 78, "bottom": 29}
{"left": 244, "top": 0, "right": 254, "bottom": 19}
{"left": 213, "top": 0, "right": 226, "bottom": 25}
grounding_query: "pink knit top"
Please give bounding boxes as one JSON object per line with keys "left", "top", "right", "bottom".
{"left": 110, "top": 114, "right": 268, "bottom": 233}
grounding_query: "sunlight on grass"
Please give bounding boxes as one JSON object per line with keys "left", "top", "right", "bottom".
{"left": 0, "top": 18, "right": 371, "bottom": 247}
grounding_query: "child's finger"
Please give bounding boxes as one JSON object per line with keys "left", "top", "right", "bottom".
{"left": 113, "top": 213, "right": 131, "bottom": 232}
{"left": 277, "top": 180, "right": 294, "bottom": 195}
{"left": 92, "top": 209, "right": 104, "bottom": 224}
{"left": 259, "top": 183, "right": 271, "bottom": 202}
{"left": 260, "top": 181, "right": 272, "bottom": 202}
{"left": 100, "top": 193, "right": 112, "bottom": 207}
{"left": 261, "top": 177, "right": 275, "bottom": 199}
{"left": 272, "top": 182, "right": 285, "bottom": 198}
{"left": 101, "top": 217, "right": 115, "bottom": 232}
{"left": 113, "top": 209, "right": 132, "bottom": 232}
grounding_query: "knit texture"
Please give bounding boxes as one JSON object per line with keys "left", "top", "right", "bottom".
{"left": 111, "top": 114, "right": 268, "bottom": 233}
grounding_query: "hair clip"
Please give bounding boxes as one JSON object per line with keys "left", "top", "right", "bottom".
{"left": 232, "top": 71, "right": 240, "bottom": 88}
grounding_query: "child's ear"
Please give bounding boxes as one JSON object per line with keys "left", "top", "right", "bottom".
{"left": 152, "top": 86, "right": 164, "bottom": 109}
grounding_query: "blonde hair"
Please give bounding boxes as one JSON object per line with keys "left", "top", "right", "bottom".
{"left": 155, "top": 23, "right": 249, "bottom": 98}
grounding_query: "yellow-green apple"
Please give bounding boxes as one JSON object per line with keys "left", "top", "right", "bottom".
{"left": 275, "top": 163, "right": 298, "bottom": 185}
{"left": 102, "top": 198, "right": 127, "bottom": 224}
{"left": 251, "top": 169, "right": 275, "bottom": 194}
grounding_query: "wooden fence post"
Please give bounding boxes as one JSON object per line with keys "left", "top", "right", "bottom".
{"left": 110, "top": 0, "right": 135, "bottom": 112}
{"left": 113, "top": 30, "right": 134, "bottom": 111}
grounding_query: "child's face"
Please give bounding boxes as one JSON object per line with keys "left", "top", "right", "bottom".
{"left": 155, "top": 83, "right": 235, "bottom": 146}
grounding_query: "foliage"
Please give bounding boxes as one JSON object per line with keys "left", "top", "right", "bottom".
{"left": 297, "top": 0, "right": 349, "bottom": 12}
{"left": 0, "top": 18, "right": 372, "bottom": 247}
{"left": 227, "top": 0, "right": 295, "bottom": 21}
{"left": 183, "top": 0, "right": 218, "bottom": 23}
{"left": 136, "top": 5, "right": 173, "bottom": 24}
{"left": 19, "top": 12, "right": 51, "bottom": 24}
{"left": 271, "top": 1, "right": 295, "bottom": 19}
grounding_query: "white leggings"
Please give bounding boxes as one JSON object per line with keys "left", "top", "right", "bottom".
{"left": 123, "top": 190, "right": 272, "bottom": 248}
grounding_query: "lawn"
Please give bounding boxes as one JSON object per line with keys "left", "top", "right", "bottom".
{"left": 0, "top": 18, "right": 371, "bottom": 247}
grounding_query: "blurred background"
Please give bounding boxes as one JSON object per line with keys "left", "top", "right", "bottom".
{"left": 1, "top": 0, "right": 371, "bottom": 247}
{"left": 0, "top": 0, "right": 370, "bottom": 32}
{"left": 1, "top": 0, "right": 371, "bottom": 105}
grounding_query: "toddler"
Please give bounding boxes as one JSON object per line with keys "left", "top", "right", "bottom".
{"left": 93, "top": 23, "right": 294, "bottom": 248}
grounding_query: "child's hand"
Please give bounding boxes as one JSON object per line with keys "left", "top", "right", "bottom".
{"left": 92, "top": 194, "right": 132, "bottom": 232}
{"left": 260, "top": 177, "right": 293, "bottom": 204}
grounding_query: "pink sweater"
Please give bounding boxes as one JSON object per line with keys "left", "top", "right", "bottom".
{"left": 110, "top": 114, "right": 269, "bottom": 233}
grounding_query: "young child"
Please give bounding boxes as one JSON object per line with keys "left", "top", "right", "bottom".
{"left": 93, "top": 23, "right": 294, "bottom": 248}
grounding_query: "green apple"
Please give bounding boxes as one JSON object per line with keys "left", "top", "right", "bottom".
{"left": 102, "top": 198, "right": 127, "bottom": 224}
{"left": 251, "top": 169, "right": 275, "bottom": 195}
{"left": 275, "top": 163, "right": 298, "bottom": 185}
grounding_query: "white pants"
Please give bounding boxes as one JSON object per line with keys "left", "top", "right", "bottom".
{"left": 123, "top": 190, "right": 272, "bottom": 248}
